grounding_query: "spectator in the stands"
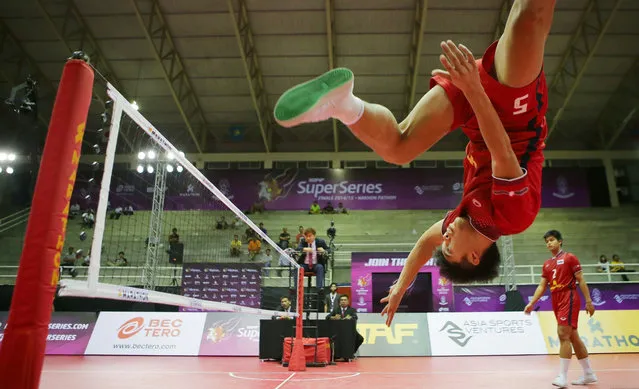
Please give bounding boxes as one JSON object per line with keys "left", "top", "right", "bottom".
{"left": 61, "top": 247, "right": 77, "bottom": 278}
{"left": 229, "top": 215, "right": 242, "bottom": 229}
{"left": 259, "top": 222, "right": 268, "bottom": 237}
{"left": 82, "top": 210, "right": 95, "bottom": 228}
{"left": 215, "top": 215, "right": 228, "bottom": 230}
{"left": 261, "top": 248, "right": 273, "bottom": 276}
{"left": 248, "top": 237, "right": 261, "bottom": 259}
{"left": 230, "top": 235, "right": 242, "bottom": 257}
{"left": 597, "top": 255, "right": 609, "bottom": 273}
{"left": 272, "top": 296, "right": 293, "bottom": 320}
{"left": 611, "top": 254, "right": 635, "bottom": 281}
{"left": 279, "top": 227, "right": 291, "bottom": 249}
{"left": 110, "top": 206, "right": 123, "bottom": 220}
{"left": 108, "top": 251, "right": 128, "bottom": 267}
{"left": 309, "top": 200, "right": 321, "bottom": 214}
{"left": 336, "top": 202, "right": 348, "bottom": 214}
{"left": 169, "top": 228, "right": 180, "bottom": 245}
{"left": 123, "top": 205, "right": 134, "bottom": 216}
{"left": 322, "top": 201, "right": 335, "bottom": 214}
{"left": 69, "top": 203, "right": 80, "bottom": 219}
{"left": 81, "top": 249, "right": 91, "bottom": 267}
{"left": 295, "top": 226, "right": 304, "bottom": 245}
{"left": 244, "top": 226, "right": 256, "bottom": 242}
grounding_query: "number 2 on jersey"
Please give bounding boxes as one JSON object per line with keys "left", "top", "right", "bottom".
{"left": 552, "top": 268, "right": 557, "bottom": 280}
{"left": 513, "top": 94, "right": 529, "bottom": 115}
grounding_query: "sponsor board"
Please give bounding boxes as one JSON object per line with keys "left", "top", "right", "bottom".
{"left": 351, "top": 252, "right": 454, "bottom": 314}
{"left": 427, "top": 312, "right": 547, "bottom": 356}
{"left": 0, "top": 312, "right": 97, "bottom": 355}
{"left": 199, "top": 312, "right": 261, "bottom": 356}
{"left": 356, "top": 313, "right": 431, "bottom": 357}
{"left": 538, "top": 310, "right": 639, "bottom": 354}
{"left": 85, "top": 312, "right": 206, "bottom": 356}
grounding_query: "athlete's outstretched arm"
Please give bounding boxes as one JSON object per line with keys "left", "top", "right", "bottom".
{"left": 380, "top": 219, "right": 443, "bottom": 326}
{"left": 434, "top": 41, "right": 523, "bottom": 179}
{"left": 495, "top": 0, "right": 556, "bottom": 87}
{"left": 575, "top": 271, "right": 595, "bottom": 317}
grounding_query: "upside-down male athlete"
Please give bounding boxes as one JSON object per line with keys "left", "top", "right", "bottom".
{"left": 525, "top": 230, "right": 597, "bottom": 387}
{"left": 273, "top": 0, "right": 555, "bottom": 323}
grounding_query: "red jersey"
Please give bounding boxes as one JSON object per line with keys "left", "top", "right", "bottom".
{"left": 433, "top": 41, "right": 547, "bottom": 240}
{"left": 541, "top": 251, "right": 583, "bottom": 293}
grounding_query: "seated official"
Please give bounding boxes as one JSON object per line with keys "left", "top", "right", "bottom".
{"left": 272, "top": 296, "right": 294, "bottom": 320}
{"left": 327, "top": 295, "right": 358, "bottom": 321}
{"left": 297, "top": 227, "right": 328, "bottom": 291}
{"left": 326, "top": 295, "right": 364, "bottom": 358}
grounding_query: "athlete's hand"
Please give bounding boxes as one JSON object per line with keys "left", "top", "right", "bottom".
{"left": 585, "top": 301, "right": 595, "bottom": 317}
{"left": 380, "top": 285, "right": 405, "bottom": 327}
{"left": 431, "top": 40, "right": 482, "bottom": 94}
{"left": 524, "top": 302, "right": 535, "bottom": 315}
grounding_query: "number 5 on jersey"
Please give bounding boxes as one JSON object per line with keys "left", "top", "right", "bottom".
{"left": 514, "top": 94, "right": 529, "bottom": 115}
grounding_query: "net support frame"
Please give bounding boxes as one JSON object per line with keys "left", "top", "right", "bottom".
{"left": 501, "top": 235, "right": 517, "bottom": 292}
{"left": 59, "top": 82, "right": 302, "bottom": 319}
{"left": 142, "top": 162, "right": 167, "bottom": 290}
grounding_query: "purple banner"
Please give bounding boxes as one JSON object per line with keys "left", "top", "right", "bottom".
{"left": 180, "top": 263, "right": 262, "bottom": 312}
{"left": 351, "top": 252, "right": 454, "bottom": 314}
{"left": 0, "top": 312, "right": 97, "bottom": 355}
{"left": 454, "top": 283, "right": 639, "bottom": 312}
{"left": 72, "top": 167, "right": 590, "bottom": 211}
{"left": 199, "top": 312, "right": 260, "bottom": 356}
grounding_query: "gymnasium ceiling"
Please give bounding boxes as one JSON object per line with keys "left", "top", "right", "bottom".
{"left": 0, "top": 0, "right": 638, "bottom": 155}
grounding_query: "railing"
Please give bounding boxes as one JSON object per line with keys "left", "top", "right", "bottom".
{"left": 0, "top": 207, "right": 31, "bottom": 234}
{"left": 0, "top": 261, "right": 636, "bottom": 286}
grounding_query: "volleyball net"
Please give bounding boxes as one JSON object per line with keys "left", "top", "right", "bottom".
{"left": 0, "top": 55, "right": 313, "bottom": 389}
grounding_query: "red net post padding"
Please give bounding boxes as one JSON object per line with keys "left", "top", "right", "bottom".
{"left": 288, "top": 267, "right": 306, "bottom": 371}
{"left": 0, "top": 59, "right": 93, "bottom": 389}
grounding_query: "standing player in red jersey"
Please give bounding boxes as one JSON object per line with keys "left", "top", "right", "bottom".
{"left": 274, "top": 0, "right": 556, "bottom": 314}
{"left": 525, "top": 230, "right": 597, "bottom": 388}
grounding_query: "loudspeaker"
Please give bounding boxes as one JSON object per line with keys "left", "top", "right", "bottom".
{"left": 168, "top": 242, "right": 184, "bottom": 264}
{"left": 504, "top": 289, "right": 526, "bottom": 311}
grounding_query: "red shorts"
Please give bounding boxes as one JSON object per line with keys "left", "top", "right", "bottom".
{"left": 552, "top": 289, "right": 580, "bottom": 329}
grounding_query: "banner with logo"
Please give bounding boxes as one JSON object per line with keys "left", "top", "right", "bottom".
{"left": 0, "top": 312, "right": 97, "bottom": 355}
{"left": 351, "top": 252, "right": 454, "bottom": 314}
{"left": 180, "top": 263, "right": 262, "bottom": 312}
{"left": 454, "top": 283, "right": 639, "bottom": 312}
{"left": 72, "top": 167, "right": 590, "bottom": 211}
{"left": 199, "top": 312, "right": 260, "bottom": 356}
{"left": 85, "top": 312, "right": 207, "bottom": 355}
{"left": 427, "top": 312, "right": 547, "bottom": 356}
{"left": 357, "top": 313, "right": 431, "bottom": 356}
{"left": 538, "top": 310, "right": 639, "bottom": 354}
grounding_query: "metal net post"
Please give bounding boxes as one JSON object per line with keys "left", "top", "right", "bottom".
{"left": 501, "top": 235, "right": 516, "bottom": 292}
{"left": 142, "top": 162, "right": 167, "bottom": 290}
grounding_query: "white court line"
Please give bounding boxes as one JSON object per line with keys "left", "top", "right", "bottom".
{"left": 229, "top": 372, "right": 361, "bottom": 382}
{"left": 274, "top": 373, "right": 295, "bottom": 389}
{"left": 41, "top": 368, "right": 639, "bottom": 376}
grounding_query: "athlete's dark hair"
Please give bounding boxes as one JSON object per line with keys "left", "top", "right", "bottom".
{"left": 434, "top": 243, "right": 501, "bottom": 283}
{"left": 543, "top": 229, "right": 563, "bottom": 243}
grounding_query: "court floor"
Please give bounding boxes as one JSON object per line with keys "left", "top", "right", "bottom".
{"left": 40, "top": 354, "right": 639, "bottom": 389}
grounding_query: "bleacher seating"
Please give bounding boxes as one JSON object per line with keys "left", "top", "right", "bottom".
{"left": 1, "top": 206, "right": 638, "bottom": 285}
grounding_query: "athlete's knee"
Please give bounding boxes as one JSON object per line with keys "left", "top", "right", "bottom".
{"left": 557, "top": 326, "right": 572, "bottom": 341}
